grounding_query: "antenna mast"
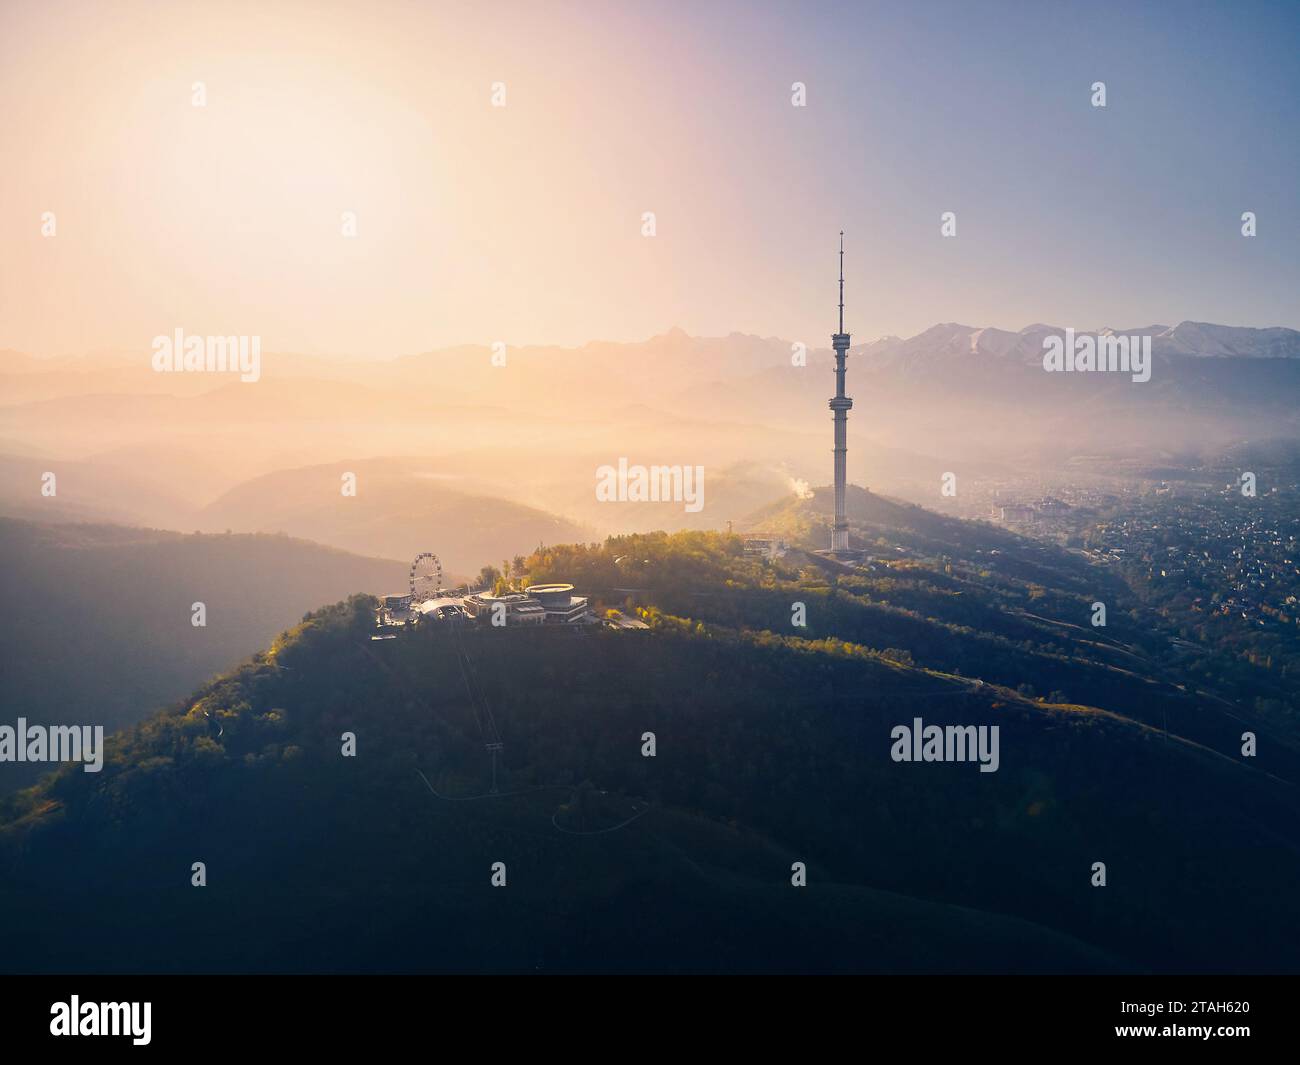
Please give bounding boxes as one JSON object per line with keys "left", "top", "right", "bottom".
{"left": 838, "top": 230, "right": 845, "bottom": 335}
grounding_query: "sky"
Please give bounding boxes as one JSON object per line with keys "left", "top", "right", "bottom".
{"left": 1, "top": 0, "right": 1297, "bottom": 357}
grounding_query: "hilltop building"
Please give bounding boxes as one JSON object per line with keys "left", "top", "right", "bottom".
{"left": 377, "top": 593, "right": 416, "bottom": 628}
{"left": 377, "top": 582, "right": 594, "bottom": 635}
{"left": 465, "top": 585, "right": 591, "bottom": 626}
{"left": 739, "top": 532, "right": 788, "bottom": 560}
{"left": 464, "top": 592, "right": 548, "bottom": 626}
{"left": 525, "top": 583, "right": 592, "bottom": 624}
{"left": 418, "top": 597, "right": 469, "bottom": 623}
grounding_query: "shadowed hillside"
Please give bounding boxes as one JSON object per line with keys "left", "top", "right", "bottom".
{"left": 0, "top": 519, "right": 404, "bottom": 790}
{"left": 3, "top": 530, "right": 1299, "bottom": 972}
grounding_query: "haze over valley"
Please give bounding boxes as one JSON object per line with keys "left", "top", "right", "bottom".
{"left": 4, "top": 318, "right": 1298, "bottom": 557}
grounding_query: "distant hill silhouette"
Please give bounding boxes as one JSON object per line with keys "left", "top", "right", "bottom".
{"left": 198, "top": 457, "right": 593, "bottom": 575}
{"left": 0, "top": 518, "right": 404, "bottom": 790}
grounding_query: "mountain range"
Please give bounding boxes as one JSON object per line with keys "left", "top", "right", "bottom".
{"left": 2, "top": 319, "right": 1298, "bottom": 566}
{"left": 860, "top": 320, "right": 1300, "bottom": 367}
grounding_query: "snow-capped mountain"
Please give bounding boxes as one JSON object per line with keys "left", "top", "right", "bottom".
{"left": 1147, "top": 321, "right": 1300, "bottom": 359}
{"left": 855, "top": 321, "right": 1300, "bottom": 373}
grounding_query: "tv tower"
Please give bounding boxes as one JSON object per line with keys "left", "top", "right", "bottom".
{"left": 829, "top": 231, "right": 853, "bottom": 555}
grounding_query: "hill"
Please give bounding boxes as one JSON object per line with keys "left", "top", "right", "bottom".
{"left": 526, "top": 525, "right": 1300, "bottom": 780}
{"left": 0, "top": 519, "right": 404, "bottom": 790}
{"left": 198, "top": 457, "right": 593, "bottom": 575}
{"left": 3, "top": 530, "right": 1299, "bottom": 972}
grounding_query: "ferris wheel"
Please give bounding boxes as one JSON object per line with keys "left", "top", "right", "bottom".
{"left": 409, "top": 552, "right": 445, "bottom": 603}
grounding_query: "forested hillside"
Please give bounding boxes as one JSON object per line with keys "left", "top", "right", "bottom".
{"left": 3, "top": 527, "right": 1298, "bottom": 972}
{"left": 0, "top": 519, "right": 403, "bottom": 789}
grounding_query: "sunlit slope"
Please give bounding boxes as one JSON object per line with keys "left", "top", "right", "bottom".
{"left": 734, "top": 490, "right": 1300, "bottom": 774}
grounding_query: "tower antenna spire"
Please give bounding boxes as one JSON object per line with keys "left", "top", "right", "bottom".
{"left": 838, "top": 230, "right": 845, "bottom": 334}
{"left": 828, "top": 230, "right": 853, "bottom": 557}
